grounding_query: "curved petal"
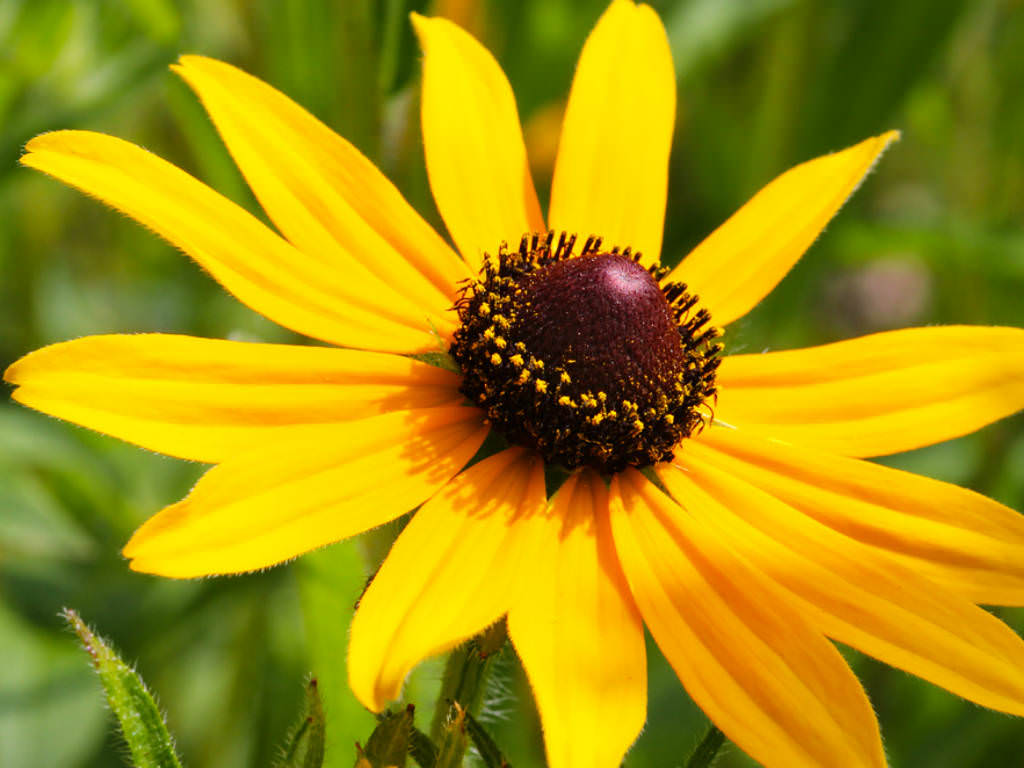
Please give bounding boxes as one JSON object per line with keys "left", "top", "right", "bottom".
{"left": 4, "top": 334, "right": 462, "bottom": 463}
{"left": 122, "top": 407, "right": 488, "bottom": 578}
{"left": 695, "top": 425, "right": 1024, "bottom": 605}
{"left": 661, "top": 456, "right": 1024, "bottom": 717}
{"left": 21, "top": 131, "right": 437, "bottom": 352}
{"left": 507, "top": 470, "right": 646, "bottom": 768}
{"left": 348, "top": 447, "right": 546, "bottom": 710}
{"left": 548, "top": 0, "right": 675, "bottom": 265}
{"left": 609, "top": 469, "right": 884, "bottom": 768}
{"left": 715, "top": 325, "right": 1024, "bottom": 457}
{"left": 412, "top": 13, "right": 545, "bottom": 269}
{"left": 174, "top": 55, "right": 466, "bottom": 333}
{"left": 669, "top": 132, "right": 899, "bottom": 326}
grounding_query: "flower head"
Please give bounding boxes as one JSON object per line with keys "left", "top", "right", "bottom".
{"left": 7, "top": 1, "right": 1024, "bottom": 767}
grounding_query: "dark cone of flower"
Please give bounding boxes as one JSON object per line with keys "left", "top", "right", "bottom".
{"left": 452, "top": 233, "right": 720, "bottom": 474}
{"left": 517, "top": 253, "right": 685, "bottom": 405}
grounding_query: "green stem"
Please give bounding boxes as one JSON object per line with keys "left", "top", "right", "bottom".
{"left": 430, "top": 621, "right": 507, "bottom": 742}
{"left": 685, "top": 724, "right": 725, "bottom": 768}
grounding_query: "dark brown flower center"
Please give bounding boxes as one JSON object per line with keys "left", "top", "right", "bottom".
{"left": 451, "top": 232, "right": 721, "bottom": 474}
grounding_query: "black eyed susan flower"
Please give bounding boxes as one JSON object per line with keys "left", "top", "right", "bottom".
{"left": 7, "top": 1, "right": 1024, "bottom": 766}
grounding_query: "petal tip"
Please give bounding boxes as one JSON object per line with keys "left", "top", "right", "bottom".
{"left": 2, "top": 357, "right": 22, "bottom": 385}
{"left": 22, "top": 130, "right": 65, "bottom": 157}
{"left": 409, "top": 11, "right": 431, "bottom": 39}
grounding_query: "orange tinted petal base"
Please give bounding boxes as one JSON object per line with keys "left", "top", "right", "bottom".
{"left": 348, "top": 447, "right": 546, "bottom": 710}
{"left": 508, "top": 470, "right": 646, "bottom": 768}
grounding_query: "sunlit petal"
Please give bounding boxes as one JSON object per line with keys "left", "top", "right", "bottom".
{"left": 21, "top": 131, "right": 437, "bottom": 352}
{"left": 348, "top": 447, "right": 546, "bottom": 710}
{"left": 716, "top": 325, "right": 1024, "bottom": 457}
{"left": 670, "top": 132, "right": 898, "bottom": 326}
{"left": 123, "top": 407, "right": 488, "bottom": 578}
{"left": 508, "top": 470, "right": 646, "bottom": 768}
{"left": 548, "top": 0, "right": 675, "bottom": 264}
{"left": 413, "top": 13, "right": 545, "bottom": 269}
{"left": 175, "top": 55, "right": 466, "bottom": 333}
{"left": 4, "top": 333, "right": 462, "bottom": 463}
{"left": 662, "top": 455, "right": 1024, "bottom": 717}
{"left": 610, "top": 470, "right": 884, "bottom": 768}
{"left": 695, "top": 425, "right": 1024, "bottom": 605}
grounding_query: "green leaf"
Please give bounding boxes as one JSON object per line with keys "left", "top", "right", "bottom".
{"left": 358, "top": 706, "right": 415, "bottom": 768}
{"left": 118, "top": 0, "right": 182, "bottom": 42}
{"left": 665, "top": 0, "right": 795, "bottom": 76}
{"left": 0, "top": 602, "right": 106, "bottom": 768}
{"left": 62, "top": 608, "right": 183, "bottom": 768}
{"left": 278, "top": 678, "right": 326, "bottom": 768}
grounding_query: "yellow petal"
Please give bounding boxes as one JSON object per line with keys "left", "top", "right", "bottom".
{"left": 21, "top": 131, "right": 437, "bottom": 352}
{"left": 348, "top": 447, "right": 546, "bottom": 710}
{"left": 174, "top": 55, "right": 466, "bottom": 334}
{"left": 715, "top": 325, "right": 1024, "bottom": 457}
{"left": 661, "top": 455, "right": 1024, "bottom": 717}
{"left": 670, "top": 132, "right": 899, "bottom": 326}
{"left": 412, "top": 13, "right": 545, "bottom": 269}
{"left": 507, "top": 470, "right": 646, "bottom": 768}
{"left": 4, "top": 334, "right": 462, "bottom": 463}
{"left": 695, "top": 425, "right": 1024, "bottom": 605}
{"left": 609, "top": 470, "right": 885, "bottom": 768}
{"left": 548, "top": 0, "right": 675, "bottom": 264}
{"left": 122, "top": 407, "right": 488, "bottom": 577}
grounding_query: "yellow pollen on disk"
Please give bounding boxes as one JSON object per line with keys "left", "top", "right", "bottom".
{"left": 449, "top": 232, "right": 722, "bottom": 474}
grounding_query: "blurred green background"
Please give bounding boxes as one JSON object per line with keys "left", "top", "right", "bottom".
{"left": 1, "top": 0, "right": 1023, "bottom": 766}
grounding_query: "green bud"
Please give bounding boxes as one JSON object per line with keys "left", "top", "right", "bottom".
{"left": 278, "top": 678, "right": 326, "bottom": 768}
{"left": 62, "top": 608, "right": 183, "bottom": 768}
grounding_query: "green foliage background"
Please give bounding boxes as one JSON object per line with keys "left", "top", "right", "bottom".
{"left": 1, "top": 0, "right": 1023, "bottom": 765}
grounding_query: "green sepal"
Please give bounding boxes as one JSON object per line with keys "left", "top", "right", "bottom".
{"left": 277, "top": 678, "right": 327, "bottom": 768}
{"left": 357, "top": 705, "right": 415, "bottom": 768}
{"left": 429, "top": 621, "right": 507, "bottom": 739}
{"left": 62, "top": 608, "right": 183, "bottom": 768}
{"left": 408, "top": 350, "right": 460, "bottom": 374}
{"left": 464, "top": 711, "right": 509, "bottom": 768}
{"left": 432, "top": 704, "right": 469, "bottom": 768}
